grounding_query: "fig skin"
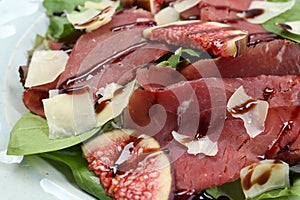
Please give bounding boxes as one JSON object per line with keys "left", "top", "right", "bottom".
{"left": 82, "top": 129, "right": 174, "bottom": 200}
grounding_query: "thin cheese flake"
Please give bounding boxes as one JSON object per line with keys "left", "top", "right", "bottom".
{"left": 43, "top": 89, "right": 97, "bottom": 139}
{"left": 172, "top": 131, "right": 218, "bottom": 156}
{"left": 96, "top": 80, "right": 135, "bottom": 126}
{"left": 155, "top": 7, "right": 179, "bottom": 26}
{"left": 66, "top": 0, "right": 119, "bottom": 32}
{"left": 240, "top": 159, "right": 290, "bottom": 198}
{"left": 25, "top": 50, "right": 68, "bottom": 88}
{"left": 173, "top": 0, "right": 201, "bottom": 13}
{"left": 280, "top": 21, "right": 300, "bottom": 35}
{"left": 244, "top": 0, "right": 295, "bottom": 24}
{"left": 227, "top": 86, "right": 269, "bottom": 138}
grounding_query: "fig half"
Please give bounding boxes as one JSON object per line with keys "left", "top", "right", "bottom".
{"left": 143, "top": 21, "right": 248, "bottom": 57}
{"left": 82, "top": 129, "right": 173, "bottom": 200}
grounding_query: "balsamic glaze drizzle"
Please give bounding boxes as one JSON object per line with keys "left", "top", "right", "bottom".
{"left": 59, "top": 41, "right": 147, "bottom": 89}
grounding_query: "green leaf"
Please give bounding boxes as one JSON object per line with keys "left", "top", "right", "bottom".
{"left": 251, "top": 174, "right": 300, "bottom": 200}
{"left": 263, "top": 0, "right": 300, "bottom": 43}
{"left": 43, "top": 0, "right": 102, "bottom": 41}
{"left": 39, "top": 146, "right": 112, "bottom": 200}
{"left": 157, "top": 48, "right": 201, "bottom": 68}
{"left": 43, "top": 0, "right": 96, "bottom": 15}
{"left": 181, "top": 49, "right": 201, "bottom": 57}
{"left": 7, "top": 113, "right": 101, "bottom": 155}
{"left": 267, "top": 0, "right": 290, "bottom": 2}
{"left": 47, "top": 16, "right": 81, "bottom": 41}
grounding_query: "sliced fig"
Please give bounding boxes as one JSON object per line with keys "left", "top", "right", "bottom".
{"left": 143, "top": 21, "right": 248, "bottom": 57}
{"left": 82, "top": 129, "right": 173, "bottom": 200}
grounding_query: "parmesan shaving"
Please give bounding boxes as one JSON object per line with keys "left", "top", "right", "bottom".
{"left": 227, "top": 86, "right": 269, "bottom": 138}
{"left": 242, "top": 0, "right": 295, "bottom": 24}
{"left": 172, "top": 131, "right": 218, "bottom": 156}
{"left": 25, "top": 50, "right": 68, "bottom": 88}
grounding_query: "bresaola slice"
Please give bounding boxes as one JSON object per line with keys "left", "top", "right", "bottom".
{"left": 125, "top": 72, "right": 300, "bottom": 194}
{"left": 22, "top": 8, "right": 169, "bottom": 116}
{"left": 136, "top": 72, "right": 300, "bottom": 115}
{"left": 179, "top": 39, "right": 300, "bottom": 80}
{"left": 65, "top": 42, "right": 169, "bottom": 100}
{"left": 57, "top": 8, "right": 155, "bottom": 87}
{"left": 143, "top": 21, "right": 248, "bottom": 57}
{"left": 171, "top": 106, "right": 300, "bottom": 193}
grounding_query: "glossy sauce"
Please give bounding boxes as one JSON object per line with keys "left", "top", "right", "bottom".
{"left": 94, "top": 86, "right": 126, "bottom": 114}
{"left": 110, "top": 135, "right": 161, "bottom": 176}
{"left": 95, "top": 99, "right": 111, "bottom": 113}
{"left": 58, "top": 85, "right": 90, "bottom": 95}
{"left": 174, "top": 189, "right": 196, "bottom": 200}
{"left": 200, "top": 3, "right": 273, "bottom": 46}
{"left": 242, "top": 160, "right": 282, "bottom": 191}
{"left": 242, "top": 8, "right": 265, "bottom": 19}
{"left": 263, "top": 87, "right": 275, "bottom": 101}
{"left": 248, "top": 32, "right": 277, "bottom": 46}
{"left": 74, "top": 6, "right": 112, "bottom": 26}
{"left": 229, "top": 99, "right": 257, "bottom": 115}
{"left": 111, "top": 21, "right": 156, "bottom": 32}
{"left": 59, "top": 41, "right": 147, "bottom": 89}
{"left": 265, "top": 121, "right": 294, "bottom": 158}
{"left": 175, "top": 190, "right": 230, "bottom": 200}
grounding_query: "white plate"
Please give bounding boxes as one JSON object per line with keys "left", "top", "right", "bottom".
{"left": 0, "top": 0, "right": 95, "bottom": 199}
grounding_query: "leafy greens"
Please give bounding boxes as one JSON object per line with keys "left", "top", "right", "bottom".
{"left": 7, "top": 113, "right": 101, "bottom": 155}
{"left": 207, "top": 174, "right": 300, "bottom": 200}
{"left": 42, "top": 0, "right": 102, "bottom": 41}
{"left": 263, "top": 0, "right": 300, "bottom": 43}
{"left": 39, "top": 145, "right": 112, "bottom": 200}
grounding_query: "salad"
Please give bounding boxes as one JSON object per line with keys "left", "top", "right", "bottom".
{"left": 4, "top": 0, "right": 300, "bottom": 199}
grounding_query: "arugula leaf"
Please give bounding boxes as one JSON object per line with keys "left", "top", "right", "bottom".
{"left": 157, "top": 48, "right": 200, "bottom": 68}
{"left": 7, "top": 113, "right": 101, "bottom": 156}
{"left": 47, "top": 16, "right": 82, "bottom": 41}
{"left": 39, "top": 146, "right": 112, "bottom": 200}
{"left": 43, "top": 0, "right": 88, "bottom": 15}
{"left": 42, "top": 0, "right": 102, "bottom": 41}
{"left": 263, "top": 0, "right": 300, "bottom": 43}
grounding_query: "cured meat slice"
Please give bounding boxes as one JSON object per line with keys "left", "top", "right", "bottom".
{"left": 58, "top": 8, "right": 155, "bottom": 86}
{"left": 22, "top": 77, "right": 60, "bottom": 117}
{"left": 136, "top": 72, "right": 300, "bottom": 114}
{"left": 179, "top": 39, "right": 300, "bottom": 80}
{"left": 22, "top": 9, "right": 168, "bottom": 117}
{"left": 171, "top": 106, "right": 300, "bottom": 192}
{"left": 66, "top": 42, "right": 170, "bottom": 100}
{"left": 124, "top": 73, "right": 300, "bottom": 193}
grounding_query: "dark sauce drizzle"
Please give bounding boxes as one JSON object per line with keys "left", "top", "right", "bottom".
{"left": 109, "top": 135, "right": 161, "bottom": 177}
{"left": 58, "top": 85, "right": 90, "bottom": 95}
{"left": 111, "top": 21, "right": 156, "bottom": 32}
{"left": 248, "top": 32, "right": 278, "bottom": 46}
{"left": 74, "top": 6, "right": 112, "bottom": 26}
{"left": 199, "top": 3, "right": 277, "bottom": 45}
{"left": 229, "top": 99, "right": 258, "bottom": 115}
{"left": 242, "top": 160, "right": 283, "bottom": 191}
{"left": 175, "top": 190, "right": 230, "bottom": 200}
{"left": 58, "top": 41, "right": 147, "bottom": 89}
{"left": 265, "top": 121, "right": 294, "bottom": 158}
{"left": 263, "top": 87, "right": 275, "bottom": 101}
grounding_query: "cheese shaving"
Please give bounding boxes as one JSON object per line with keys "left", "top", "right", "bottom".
{"left": 227, "top": 86, "right": 269, "bottom": 138}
